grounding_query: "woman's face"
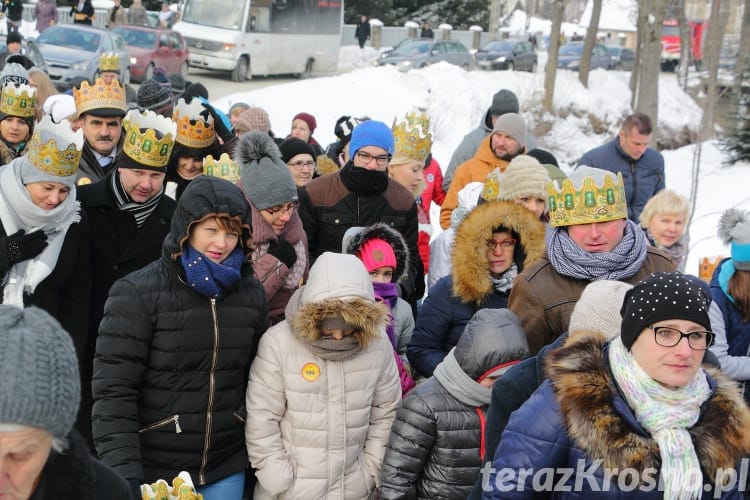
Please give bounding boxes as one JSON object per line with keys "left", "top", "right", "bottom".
{"left": 516, "top": 196, "right": 545, "bottom": 219}
{"left": 259, "top": 201, "right": 297, "bottom": 235}
{"left": 188, "top": 217, "right": 240, "bottom": 264}
{"left": 648, "top": 213, "right": 685, "bottom": 248}
{"left": 321, "top": 325, "right": 355, "bottom": 340}
{"left": 290, "top": 119, "right": 311, "bottom": 142}
{"left": 486, "top": 231, "right": 515, "bottom": 275}
{"left": 0, "top": 117, "right": 29, "bottom": 145}
{"left": 25, "top": 182, "right": 70, "bottom": 210}
{"left": 630, "top": 319, "right": 706, "bottom": 389}
{"left": 0, "top": 426, "right": 52, "bottom": 500}
{"left": 388, "top": 159, "right": 424, "bottom": 195}
{"left": 176, "top": 157, "right": 203, "bottom": 181}
{"left": 286, "top": 153, "right": 315, "bottom": 187}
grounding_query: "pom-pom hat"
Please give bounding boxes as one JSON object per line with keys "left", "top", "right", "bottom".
{"left": 236, "top": 131, "right": 298, "bottom": 210}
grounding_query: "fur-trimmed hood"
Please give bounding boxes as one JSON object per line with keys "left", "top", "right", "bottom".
{"left": 342, "top": 223, "right": 409, "bottom": 283}
{"left": 452, "top": 200, "right": 545, "bottom": 304}
{"left": 546, "top": 331, "right": 750, "bottom": 480}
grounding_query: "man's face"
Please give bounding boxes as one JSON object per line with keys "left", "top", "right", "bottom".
{"left": 352, "top": 145, "right": 390, "bottom": 172}
{"left": 618, "top": 128, "right": 651, "bottom": 160}
{"left": 117, "top": 168, "right": 165, "bottom": 203}
{"left": 80, "top": 114, "right": 122, "bottom": 156}
{"left": 566, "top": 218, "right": 627, "bottom": 253}
{"left": 0, "top": 426, "right": 52, "bottom": 500}
{"left": 99, "top": 71, "right": 118, "bottom": 85}
{"left": 490, "top": 132, "right": 523, "bottom": 161}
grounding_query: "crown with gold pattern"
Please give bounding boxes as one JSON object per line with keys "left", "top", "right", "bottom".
{"left": 173, "top": 98, "right": 215, "bottom": 148}
{"left": 27, "top": 115, "right": 84, "bottom": 178}
{"left": 99, "top": 52, "right": 120, "bottom": 73}
{"left": 1, "top": 83, "right": 36, "bottom": 118}
{"left": 121, "top": 109, "right": 176, "bottom": 169}
{"left": 203, "top": 153, "right": 240, "bottom": 184}
{"left": 403, "top": 110, "right": 430, "bottom": 136}
{"left": 73, "top": 77, "right": 127, "bottom": 117}
{"left": 392, "top": 112, "right": 432, "bottom": 163}
{"left": 547, "top": 168, "right": 627, "bottom": 227}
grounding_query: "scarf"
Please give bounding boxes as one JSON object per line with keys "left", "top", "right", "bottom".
{"left": 547, "top": 219, "right": 648, "bottom": 281}
{"left": 180, "top": 244, "right": 244, "bottom": 298}
{"left": 301, "top": 334, "right": 361, "bottom": 361}
{"left": 373, "top": 281, "right": 398, "bottom": 348}
{"left": 0, "top": 161, "right": 80, "bottom": 306}
{"left": 339, "top": 161, "right": 388, "bottom": 196}
{"left": 111, "top": 172, "right": 163, "bottom": 228}
{"left": 647, "top": 229, "right": 686, "bottom": 271}
{"left": 609, "top": 336, "right": 711, "bottom": 500}
{"left": 491, "top": 261, "right": 517, "bottom": 293}
{"left": 433, "top": 348, "right": 492, "bottom": 407}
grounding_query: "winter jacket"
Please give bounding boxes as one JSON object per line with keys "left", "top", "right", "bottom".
{"left": 408, "top": 200, "right": 545, "bottom": 377}
{"left": 579, "top": 136, "right": 665, "bottom": 223}
{"left": 420, "top": 156, "right": 445, "bottom": 214}
{"left": 0, "top": 137, "right": 27, "bottom": 165}
{"left": 245, "top": 252, "right": 401, "bottom": 500}
{"left": 1, "top": 0, "right": 22, "bottom": 21}
{"left": 76, "top": 142, "right": 119, "bottom": 186}
{"left": 508, "top": 246, "right": 675, "bottom": 355}
{"left": 355, "top": 20, "right": 371, "bottom": 41}
{"left": 33, "top": 0, "right": 58, "bottom": 33}
{"left": 483, "top": 331, "right": 750, "bottom": 499}
{"left": 128, "top": 4, "right": 148, "bottom": 25}
{"left": 70, "top": 0, "right": 94, "bottom": 24}
{"left": 92, "top": 176, "right": 267, "bottom": 487}
{"left": 381, "top": 309, "right": 529, "bottom": 500}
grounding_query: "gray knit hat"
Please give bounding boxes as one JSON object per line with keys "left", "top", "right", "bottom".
{"left": 236, "top": 131, "right": 298, "bottom": 210}
{"left": 137, "top": 78, "right": 172, "bottom": 111}
{"left": 568, "top": 280, "right": 633, "bottom": 340}
{"left": 0, "top": 61, "right": 29, "bottom": 88}
{"left": 0, "top": 305, "right": 80, "bottom": 439}
{"left": 492, "top": 112, "right": 526, "bottom": 149}
{"left": 497, "top": 155, "right": 551, "bottom": 205}
{"left": 718, "top": 208, "right": 750, "bottom": 271}
{"left": 489, "top": 89, "right": 519, "bottom": 116}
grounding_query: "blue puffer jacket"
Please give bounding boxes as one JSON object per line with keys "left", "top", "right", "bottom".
{"left": 483, "top": 332, "right": 750, "bottom": 499}
{"left": 579, "top": 137, "right": 664, "bottom": 223}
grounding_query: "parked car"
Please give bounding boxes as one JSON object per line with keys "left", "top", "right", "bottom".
{"left": 374, "top": 38, "right": 473, "bottom": 71}
{"left": 606, "top": 45, "right": 635, "bottom": 71}
{"left": 557, "top": 41, "right": 610, "bottom": 71}
{"left": 36, "top": 24, "right": 130, "bottom": 90}
{"left": 0, "top": 35, "right": 49, "bottom": 73}
{"left": 378, "top": 37, "right": 419, "bottom": 61}
{"left": 475, "top": 38, "right": 537, "bottom": 72}
{"left": 113, "top": 25, "right": 188, "bottom": 82}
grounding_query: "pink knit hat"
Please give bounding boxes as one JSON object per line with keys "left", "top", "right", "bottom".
{"left": 357, "top": 238, "right": 397, "bottom": 273}
{"left": 293, "top": 112, "right": 317, "bottom": 133}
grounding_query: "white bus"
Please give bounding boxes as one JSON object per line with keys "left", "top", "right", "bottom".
{"left": 173, "top": 0, "right": 342, "bottom": 81}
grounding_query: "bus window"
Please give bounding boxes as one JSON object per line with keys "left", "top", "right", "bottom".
{"left": 182, "top": 0, "right": 246, "bottom": 30}
{"left": 271, "top": 0, "right": 341, "bottom": 34}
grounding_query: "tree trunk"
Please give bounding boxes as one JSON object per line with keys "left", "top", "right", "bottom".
{"left": 578, "top": 0, "right": 602, "bottom": 87}
{"left": 543, "top": 0, "right": 565, "bottom": 113}
{"left": 633, "top": 0, "right": 667, "bottom": 127}
{"left": 699, "top": 0, "right": 729, "bottom": 141}
{"left": 629, "top": 5, "right": 645, "bottom": 103}
{"left": 673, "top": 0, "right": 690, "bottom": 89}
{"left": 733, "top": 0, "right": 750, "bottom": 98}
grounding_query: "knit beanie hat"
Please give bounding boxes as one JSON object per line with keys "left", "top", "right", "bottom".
{"left": 228, "top": 102, "right": 250, "bottom": 118}
{"left": 492, "top": 112, "right": 526, "bottom": 149}
{"left": 718, "top": 207, "right": 750, "bottom": 271}
{"left": 334, "top": 115, "right": 360, "bottom": 141}
{"left": 168, "top": 73, "right": 186, "bottom": 99}
{"left": 137, "top": 78, "right": 172, "bottom": 111}
{"left": 0, "top": 305, "right": 80, "bottom": 440}
{"left": 349, "top": 120, "right": 394, "bottom": 157}
{"left": 489, "top": 89, "right": 520, "bottom": 116}
{"left": 318, "top": 316, "right": 352, "bottom": 331}
{"left": 620, "top": 272, "right": 710, "bottom": 350}
{"left": 234, "top": 106, "right": 271, "bottom": 134}
{"left": 568, "top": 280, "right": 633, "bottom": 339}
{"left": 496, "top": 155, "right": 551, "bottom": 204}
{"left": 0, "top": 61, "right": 28, "bottom": 88}
{"left": 6, "top": 31, "right": 22, "bottom": 45}
{"left": 279, "top": 137, "right": 315, "bottom": 163}
{"left": 236, "top": 131, "right": 298, "bottom": 210}
{"left": 293, "top": 112, "right": 317, "bottom": 133}
{"left": 357, "top": 238, "right": 397, "bottom": 273}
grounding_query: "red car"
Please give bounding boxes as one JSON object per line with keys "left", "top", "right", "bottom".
{"left": 113, "top": 25, "right": 188, "bottom": 82}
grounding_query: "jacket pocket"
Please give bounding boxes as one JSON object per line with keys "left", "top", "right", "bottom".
{"left": 233, "top": 410, "right": 246, "bottom": 424}
{"left": 320, "top": 212, "right": 355, "bottom": 227}
{"left": 379, "top": 215, "right": 406, "bottom": 228}
{"left": 139, "top": 414, "right": 182, "bottom": 434}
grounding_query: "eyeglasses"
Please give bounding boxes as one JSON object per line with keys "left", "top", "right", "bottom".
{"left": 355, "top": 151, "right": 391, "bottom": 168}
{"left": 486, "top": 238, "right": 516, "bottom": 251}
{"left": 649, "top": 325, "right": 715, "bottom": 351}
{"left": 288, "top": 160, "right": 316, "bottom": 171}
{"left": 263, "top": 201, "right": 298, "bottom": 216}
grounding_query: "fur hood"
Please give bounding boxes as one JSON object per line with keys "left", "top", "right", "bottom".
{"left": 546, "top": 331, "right": 750, "bottom": 479}
{"left": 342, "top": 223, "right": 409, "bottom": 283}
{"left": 452, "top": 200, "right": 545, "bottom": 304}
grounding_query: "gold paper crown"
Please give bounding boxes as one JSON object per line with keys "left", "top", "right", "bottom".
{"left": 203, "top": 153, "right": 240, "bottom": 183}
{"left": 1, "top": 83, "right": 36, "bottom": 118}
{"left": 27, "top": 115, "right": 84, "bottom": 177}
{"left": 121, "top": 109, "right": 176, "bottom": 168}
{"left": 173, "top": 98, "right": 215, "bottom": 148}
{"left": 73, "top": 78, "right": 126, "bottom": 116}
{"left": 547, "top": 171, "right": 628, "bottom": 227}
{"left": 99, "top": 52, "right": 120, "bottom": 73}
{"left": 404, "top": 110, "right": 430, "bottom": 136}
{"left": 392, "top": 114, "right": 432, "bottom": 163}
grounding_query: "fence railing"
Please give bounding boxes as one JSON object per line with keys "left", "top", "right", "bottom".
{"left": 342, "top": 24, "right": 492, "bottom": 50}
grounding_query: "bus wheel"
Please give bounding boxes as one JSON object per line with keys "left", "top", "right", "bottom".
{"left": 232, "top": 57, "right": 249, "bottom": 82}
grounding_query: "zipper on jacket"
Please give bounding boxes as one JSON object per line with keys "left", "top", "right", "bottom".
{"left": 139, "top": 414, "right": 182, "bottom": 434}
{"left": 199, "top": 297, "right": 220, "bottom": 485}
{"left": 259, "top": 261, "right": 283, "bottom": 283}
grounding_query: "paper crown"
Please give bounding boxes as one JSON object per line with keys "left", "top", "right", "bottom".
{"left": 27, "top": 115, "right": 84, "bottom": 178}
{"left": 99, "top": 52, "right": 120, "bottom": 73}
{"left": 202, "top": 153, "right": 240, "bottom": 183}
{"left": 403, "top": 110, "right": 430, "bottom": 136}
{"left": 547, "top": 171, "right": 628, "bottom": 227}
{"left": 1, "top": 83, "right": 36, "bottom": 118}
{"left": 173, "top": 98, "right": 215, "bottom": 148}
{"left": 73, "top": 77, "right": 127, "bottom": 116}
{"left": 392, "top": 113, "right": 432, "bottom": 162}
{"left": 122, "top": 109, "right": 176, "bottom": 168}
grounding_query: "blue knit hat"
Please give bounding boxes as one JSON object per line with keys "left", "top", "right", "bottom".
{"left": 349, "top": 120, "right": 394, "bottom": 157}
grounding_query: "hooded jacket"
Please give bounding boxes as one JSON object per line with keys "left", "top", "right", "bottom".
{"left": 381, "top": 309, "right": 529, "bottom": 500}
{"left": 92, "top": 176, "right": 267, "bottom": 486}
{"left": 408, "top": 200, "right": 545, "bottom": 377}
{"left": 245, "top": 252, "right": 401, "bottom": 500}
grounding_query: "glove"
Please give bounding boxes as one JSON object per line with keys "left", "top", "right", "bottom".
{"left": 199, "top": 101, "right": 234, "bottom": 143}
{"left": 266, "top": 238, "right": 297, "bottom": 269}
{"left": 5, "top": 229, "right": 47, "bottom": 265}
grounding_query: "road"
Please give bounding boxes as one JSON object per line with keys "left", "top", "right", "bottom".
{"left": 180, "top": 68, "right": 299, "bottom": 101}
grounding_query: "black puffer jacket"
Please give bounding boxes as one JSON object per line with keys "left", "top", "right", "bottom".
{"left": 381, "top": 309, "right": 529, "bottom": 500}
{"left": 92, "top": 176, "right": 267, "bottom": 486}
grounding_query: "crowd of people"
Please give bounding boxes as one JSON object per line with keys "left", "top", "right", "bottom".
{"left": 0, "top": 41, "right": 749, "bottom": 500}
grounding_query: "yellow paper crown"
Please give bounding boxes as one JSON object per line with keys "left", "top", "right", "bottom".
{"left": 1, "top": 83, "right": 36, "bottom": 118}
{"left": 27, "top": 115, "right": 84, "bottom": 177}
{"left": 173, "top": 98, "right": 215, "bottom": 149}
{"left": 404, "top": 110, "right": 430, "bottom": 136}
{"left": 202, "top": 153, "right": 240, "bottom": 184}
{"left": 547, "top": 171, "right": 628, "bottom": 227}
{"left": 73, "top": 77, "right": 126, "bottom": 116}
{"left": 392, "top": 114, "right": 432, "bottom": 163}
{"left": 99, "top": 52, "right": 120, "bottom": 73}
{"left": 122, "top": 109, "right": 176, "bottom": 168}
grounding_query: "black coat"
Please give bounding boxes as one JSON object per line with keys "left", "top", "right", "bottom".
{"left": 76, "top": 143, "right": 118, "bottom": 186}
{"left": 92, "top": 176, "right": 267, "bottom": 486}
{"left": 70, "top": 0, "right": 94, "bottom": 24}
{"left": 355, "top": 19, "right": 370, "bottom": 41}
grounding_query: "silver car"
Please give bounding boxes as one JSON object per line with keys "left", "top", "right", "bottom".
{"left": 374, "top": 38, "right": 473, "bottom": 71}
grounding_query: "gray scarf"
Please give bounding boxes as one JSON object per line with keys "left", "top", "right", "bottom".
{"left": 433, "top": 348, "right": 491, "bottom": 407}
{"left": 491, "top": 261, "right": 517, "bottom": 293}
{"left": 301, "top": 334, "right": 361, "bottom": 361}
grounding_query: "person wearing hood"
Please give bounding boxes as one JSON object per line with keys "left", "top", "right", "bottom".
{"left": 92, "top": 175, "right": 267, "bottom": 499}
{"left": 245, "top": 252, "right": 401, "bottom": 499}
{"left": 381, "top": 308, "right": 529, "bottom": 500}
{"left": 407, "top": 195, "right": 545, "bottom": 378}
{"left": 0, "top": 79, "right": 35, "bottom": 164}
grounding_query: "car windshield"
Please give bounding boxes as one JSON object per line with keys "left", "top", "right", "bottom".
{"left": 481, "top": 40, "right": 515, "bottom": 52}
{"left": 607, "top": 46, "right": 621, "bottom": 56}
{"left": 559, "top": 44, "right": 583, "bottom": 55}
{"left": 114, "top": 28, "right": 156, "bottom": 49}
{"left": 37, "top": 27, "right": 100, "bottom": 52}
{"left": 181, "top": 0, "right": 246, "bottom": 30}
{"left": 391, "top": 41, "right": 432, "bottom": 57}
